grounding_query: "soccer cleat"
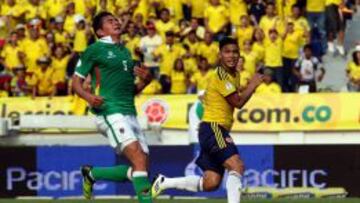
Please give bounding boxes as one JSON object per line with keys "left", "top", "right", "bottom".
{"left": 81, "top": 165, "right": 95, "bottom": 200}
{"left": 151, "top": 174, "right": 166, "bottom": 198}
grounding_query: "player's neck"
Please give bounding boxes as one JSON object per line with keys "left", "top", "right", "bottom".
{"left": 220, "top": 64, "right": 236, "bottom": 76}
{"left": 100, "top": 35, "right": 120, "bottom": 44}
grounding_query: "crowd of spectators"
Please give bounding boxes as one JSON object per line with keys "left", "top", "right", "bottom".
{"left": 0, "top": 0, "right": 359, "bottom": 98}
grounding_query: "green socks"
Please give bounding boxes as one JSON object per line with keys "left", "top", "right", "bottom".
{"left": 91, "top": 165, "right": 130, "bottom": 182}
{"left": 132, "top": 171, "right": 152, "bottom": 203}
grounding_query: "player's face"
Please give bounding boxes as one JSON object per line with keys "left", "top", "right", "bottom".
{"left": 220, "top": 44, "right": 240, "bottom": 70}
{"left": 98, "top": 15, "right": 121, "bottom": 37}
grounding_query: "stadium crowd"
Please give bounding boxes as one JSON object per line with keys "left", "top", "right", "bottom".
{"left": 0, "top": 0, "right": 359, "bottom": 98}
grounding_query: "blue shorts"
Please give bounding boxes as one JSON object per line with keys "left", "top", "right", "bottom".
{"left": 195, "top": 122, "right": 239, "bottom": 175}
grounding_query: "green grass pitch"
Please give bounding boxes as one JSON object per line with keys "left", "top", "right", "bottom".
{"left": 0, "top": 199, "right": 359, "bottom": 203}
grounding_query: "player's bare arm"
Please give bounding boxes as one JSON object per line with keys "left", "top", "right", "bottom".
{"left": 72, "top": 75, "right": 103, "bottom": 107}
{"left": 134, "top": 65, "right": 153, "bottom": 94}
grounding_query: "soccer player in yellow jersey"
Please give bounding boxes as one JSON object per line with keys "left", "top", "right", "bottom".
{"left": 152, "top": 37, "right": 263, "bottom": 203}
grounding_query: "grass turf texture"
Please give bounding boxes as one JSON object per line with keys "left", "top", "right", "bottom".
{"left": 0, "top": 199, "right": 359, "bottom": 203}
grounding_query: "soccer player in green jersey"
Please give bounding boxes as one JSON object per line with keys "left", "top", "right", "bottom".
{"left": 72, "top": 12, "right": 153, "bottom": 202}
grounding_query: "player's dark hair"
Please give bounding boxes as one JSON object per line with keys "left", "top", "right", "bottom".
{"left": 92, "top": 11, "right": 113, "bottom": 37}
{"left": 219, "top": 37, "right": 238, "bottom": 50}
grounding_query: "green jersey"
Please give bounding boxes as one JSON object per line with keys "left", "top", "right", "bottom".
{"left": 75, "top": 36, "right": 136, "bottom": 116}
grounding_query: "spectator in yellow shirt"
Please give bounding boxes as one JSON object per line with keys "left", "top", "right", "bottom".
{"left": 264, "top": 29, "right": 284, "bottom": 90}
{"left": 51, "top": 45, "right": 70, "bottom": 95}
{"left": 32, "top": 56, "right": 56, "bottom": 97}
{"left": 236, "top": 56, "right": 252, "bottom": 92}
{"left": 73, "top": 15, "right": 88, "bottom": 53}
{"left": 0, "top": 31, "right": 22, "bottom": 71}
{"left": 11, "top": 65, "right": 31, "bottom": 96}
{"left": 63, "top": 2, "right": 76, "bottom": 35}
{"left": 346, "top": 47, "right": 360, "bottom": 92}
{"left": 155, "top": 8, "right": 179, "bottom": 40}
{"left": 24, "top": 0, "right": 47, "bottom": 21}
{"left": 241, "top": 39, "right": 259, "bottom": 76}
{"left": 282, "top": 22, "right": 307, "bottom": 92}
{"left": 18, "top": 28, "right": 49, "bottom": 73}
{"left": 190, "top": 56, "right": 211, "bottom": 93}
{"left": 123, "top": 22, "right": 141, "bottom": 61}
{"left": 183, "top": 30, "right": 199, "bottom": 56}
{"left": 54, "top": 16, "right": 71, "bottom": 46}
{"left": 153, "top": 31, "right": 185, "bottom": 93}
{"left": 204, "top": 0, "right": 229, "bottom": 40}
{"left": 170, "top": 58, "right": 189, "bottom": 94}
{"left": 196, "top": 32, "right": 219, "bottom": 66}
{"left": 252, "top": 27, "right": 265, "bottom": 63}
{"left": 256, "top": 69, "right": 282, "bottom": 94}
{"left": 259, "top": 2, "right": 280, "bottom": 38}
{"left": 233, "top": 15, "right": 254, "bottom": 51}
{"left": 307, "top": 0, "right": 326, "bottom": 55}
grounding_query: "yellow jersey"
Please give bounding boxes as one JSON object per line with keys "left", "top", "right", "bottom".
{"left": 191, "top": 70, "right": 211, "bottom": 92}
{"left": 264, "top": 38, "right": 283, "bottom": 67}
{"left": 153, "top": 43, "right": 186, "bottom": 76}
{"left": 20, "top": 38, "right": 49, "bottom": 73}
{"left": 123, "top": 35, "right": 141, "bottom": 61}
{"left": 235, "top": 26, "right": 254, "bottom": 50}
{"left": 196, "top": 42, "right": 219, "bottom": 65}
{"left": 52, "top": 56, "right": 70, "bottom": 83}
{"left": 241, "top": 50, "right": 258, "bottom": 76}
{"left": 45, "top": 0, "right": 65, "bottom": 18}
{"left": 183, "top": 39, "right": 199, "bottom": 55}
{"left": 142, "top": 80, "right": 162, "bottom": 95}
{"left": 73, "top": 29, "right": 88, "bottom": 52}
{"left": 252, "top": 42, "right": 265, "bottom": 62}
{"left": 33, "top": 68, "right": 56, "bottom": 95}
{"left": 183, "top": 57, "right": 198, "bottom": 75}
{"left": 229, "top": 0, "right": 247, "bottom": 26}
{"left": 188, "top": 0, "right": 208, "bottom": 18}
{"left": 170, "top": 70, "right": 188, "bottom": 94}
{"left": 259, "top": 15, "right": 278, "bottom": 37}
{"left": 1, "top": 44, "right": 22, "bottom": 70}
{"left": 255, "top": 82, "right": 282, "bottom": 94}
{"left": 203, "top": 66, "right": 239, "bottom": 130}
{"left": 204, "top": 4, "right": 229, "bottom": 33}
{"left": 347, "top": 62, "right": 360, "bottom": 80}
{"left": 307, "top": 0, "right": 326, "bottom": 12}
{"left": 155, "top": 20, "right": 179, "bottom": 40}
{"left": 55, "top": 30, "right": 70, "bottom": 45}
{"left": 161, "top": 0, "right": 184, "bottom": 22}
{"left": 282, "top": 31, "right": 303, "bottom": 59}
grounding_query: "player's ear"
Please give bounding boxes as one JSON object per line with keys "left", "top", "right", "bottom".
{"left": 96, "top": 29, "right": 104, "bottom": 38}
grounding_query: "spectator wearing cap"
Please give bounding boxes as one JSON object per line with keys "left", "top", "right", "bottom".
{"left": 264, "top": 28, "right": 284, "bottom": 90}
{"left": 11, "top": 65, "right": 31, "bottom": 96}
{"left": 346, "top": 46, "right": 360, "bottom": 92}
{"left": 0, "top": 31, "right": 22, "bottom": 71}
{"left": 18, "top": 27, "right": 49, "bottom": 73}
{"left": 204, "top": 0, "right": 229, "bottom": 41}
{"left": 293, "top": 44, "right": 325, "bottom": 93}
{"left": 73, "top": 14, "right": 89, "bottom": 53}
{"left": 196, "top": 31, "right": 219, "bottom": 66}
{"left": 307, "top": 0, "right": 327, "bottom": 54}
{"left": 282, "top": 21, "right": 308, "bottom": 92}
{"left": 31, "top": 56, "right": 56, "bottom": 97}
{"left": 153, "top": 30, "right": 186, "bottom": 93}
{"left": 54, "top": 16, "right": 71, "bottom": 46}
{"left": 155, "top": 8, "right": 179, "bottom": 41}
{"left": 139, "top": 22, "right": 163, "bottom": 78}
{"left": 255, "top": 68, "right": 282, "bottom": 94}
{"left": 15, "top": 23, "right": 26, "bottom": 47}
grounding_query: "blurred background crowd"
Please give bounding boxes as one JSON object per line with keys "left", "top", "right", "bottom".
{"left": 0, "top": 0, "right": 359, "bottom": 98}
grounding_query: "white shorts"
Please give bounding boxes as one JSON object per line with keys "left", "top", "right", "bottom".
{"left": 96, "top": 113, "right": 149, "bottom": 154}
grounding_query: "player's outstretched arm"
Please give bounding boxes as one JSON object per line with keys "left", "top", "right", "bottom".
{"left": 72, "top": 75, "right": 103, "bottom": 107}
{"left": 226, "top": 73, "right": 263, "bottom": 109}
{"left": 134, "top": 65, "right": 152, "bottom": 94}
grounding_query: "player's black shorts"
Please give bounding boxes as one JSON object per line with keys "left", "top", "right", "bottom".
{"left": 195, "top": 122, "right": 238, "bottom": 175}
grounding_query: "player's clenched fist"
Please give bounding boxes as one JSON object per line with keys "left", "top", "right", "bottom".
{"left": 86, "top": 94, "right": 103, "bottom": 108}
{"left": 249, "top": 73, "right": 264, "bottom": 88}
{"left": 134, "top": 65, "right": 152, "bottom": 84}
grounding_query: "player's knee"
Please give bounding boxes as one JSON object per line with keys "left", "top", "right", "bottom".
{"left": 202, "top": 176, "right": 221, "bottom": 191}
